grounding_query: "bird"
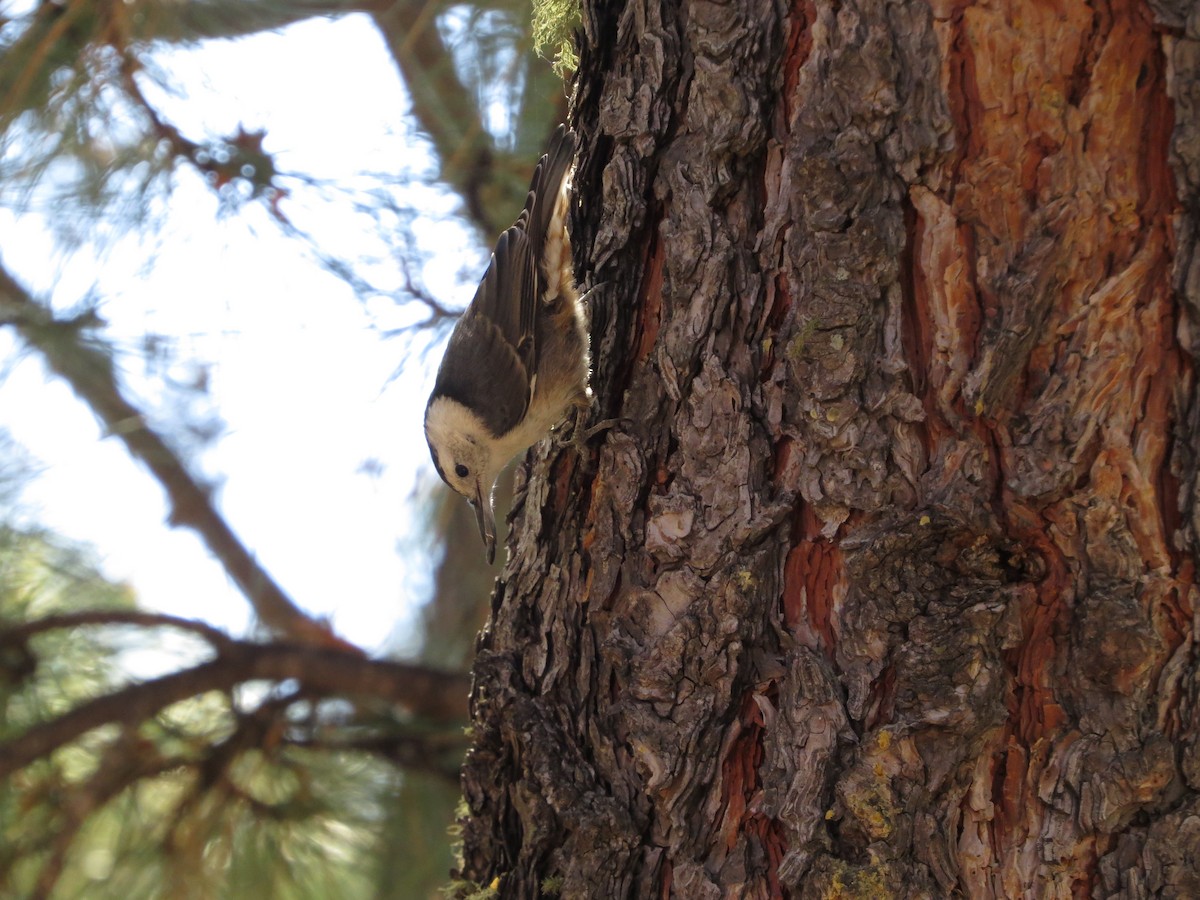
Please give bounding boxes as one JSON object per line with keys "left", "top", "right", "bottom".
{"left": 424, "top": 125, "right": 591, "bottom": 564}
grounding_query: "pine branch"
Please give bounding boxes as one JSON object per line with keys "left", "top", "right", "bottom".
{"left": 0, "top": 266, "right": 353, "bottom": 649}
{"left": 369, "top": 0, "right": 569, "bottom": 237}
{"left": 372, "top": 0, "right": 501, "bottom": 234}
{"left": 27, "top": 733, "right": 185, "bottom": 900}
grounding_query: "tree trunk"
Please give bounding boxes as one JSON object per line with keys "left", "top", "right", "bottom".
{"left": 457, "top": 0, "right": 1200, "bottom": 897}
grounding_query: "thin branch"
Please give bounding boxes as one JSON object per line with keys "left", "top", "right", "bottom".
{"left": 0, "top": 266, "right": 354, "bottom": 650}
{"left": 0, "top": 611, "right": 236, "bottom": 653}
{"left": 0, "top": 641, "right": 471, "bottom": 779}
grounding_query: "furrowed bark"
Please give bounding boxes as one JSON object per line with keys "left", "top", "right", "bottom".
{"left": 459, "top": 1, "right": 1200, "bottom": 897}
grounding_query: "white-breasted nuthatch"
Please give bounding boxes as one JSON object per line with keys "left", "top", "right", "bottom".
{"left": 425, "top": 125, "right": 591, "bottom": 564}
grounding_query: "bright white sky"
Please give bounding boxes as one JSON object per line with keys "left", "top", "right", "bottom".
{"left": 0, "top": 14, "right": 479, "bottom": 655}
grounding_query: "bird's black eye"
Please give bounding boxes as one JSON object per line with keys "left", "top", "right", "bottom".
{"left": 455, "top": 464, "right": 470, "bottom": 479}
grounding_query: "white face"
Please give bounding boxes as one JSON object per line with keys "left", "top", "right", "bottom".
{"left": 429, "top": 434, "right": 488, "bottom": 500}
{"left": 425, "top": 397, "right": 499, "bottom": 563}
{"left": 424, "top": 398, "right": 494, "bottom": 496}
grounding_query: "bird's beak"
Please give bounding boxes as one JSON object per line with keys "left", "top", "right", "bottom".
{"left": 473, "top": 479, "right": 497, "bottom": 565}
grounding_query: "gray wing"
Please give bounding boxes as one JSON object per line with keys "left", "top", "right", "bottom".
{"left": 471, "top": 127, "right": 575, "bottom": 383}
{"left": 430, "top": 127, "right": 577, "bottom": 438}
{"left": 432, "top": 227, "right": 535, "bottom": 437}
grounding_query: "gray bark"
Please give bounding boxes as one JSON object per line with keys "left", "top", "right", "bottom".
{"left": 458, "top": 1, "right": 1200, "bottom": 897}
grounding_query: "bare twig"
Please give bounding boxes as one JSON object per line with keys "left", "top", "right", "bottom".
{"left": 271, "top": 208, "right": 459, "bottom": 327}
{"left": 397, "top": 250, "right": 460, "bottom": 326}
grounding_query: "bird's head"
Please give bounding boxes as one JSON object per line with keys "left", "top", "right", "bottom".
{"left": 425, "top": 395, "right": 502, "bottom": 564}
